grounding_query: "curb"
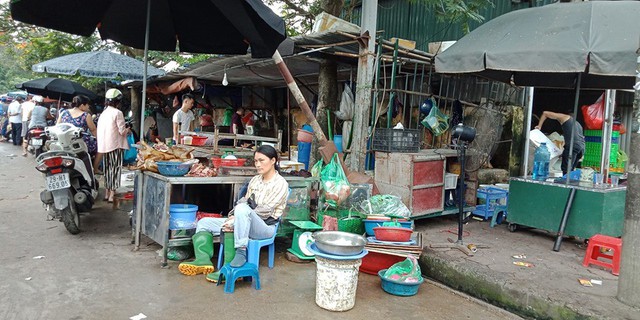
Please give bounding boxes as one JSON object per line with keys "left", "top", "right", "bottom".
{"left": 419, "top": 250, "right": 597, "bottom": 320}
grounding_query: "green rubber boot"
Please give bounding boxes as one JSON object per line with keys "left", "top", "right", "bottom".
{"left": 178, "top": 232, "right": 215, "bottom": 276}
{"left": 206, "top": 232, "right": 235, "bottom": 283}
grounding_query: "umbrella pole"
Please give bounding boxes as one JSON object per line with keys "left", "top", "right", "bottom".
{"left": 140, "top": 0, "right": 151, "bottom": 139}
{"left": 523, "top": 87, "right": 534, "bottom": 177}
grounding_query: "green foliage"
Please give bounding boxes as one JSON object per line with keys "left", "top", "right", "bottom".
{"left": 414, "top": 0, "right": 494, "bottom": 34}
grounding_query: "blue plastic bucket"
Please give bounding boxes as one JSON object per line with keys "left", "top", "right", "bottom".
{"left": 169, "top": 204, "right": 198, "bottom": 230}
{"left": 334, "top": 135, "right": 343, "bottom": 153}
{"left": 297, "top": 141, "right": 312, "bottom": 170}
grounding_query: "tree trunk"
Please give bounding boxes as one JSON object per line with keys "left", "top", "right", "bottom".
{"left": 310, "top": 0, "right": 343, "bottom": 165}
{"left": 130, "top": 87, "right": 141, "bottom": 139}
{"left": 311, "top": 59, "right": 339, "bottom": 164}
{"left": 617, "top": 49, "right": 640, "bottom": 307}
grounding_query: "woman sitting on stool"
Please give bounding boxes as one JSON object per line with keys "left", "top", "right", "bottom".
{"left": 179, "top": 145, "right": 289, "bottom": 276}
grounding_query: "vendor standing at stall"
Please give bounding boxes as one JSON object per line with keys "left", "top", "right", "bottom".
{"left": 535, "top": 111, "right": 585, "bottom": 175}
{"left": 172, "top": 93, "right": 195, "bottom": 144}
{"left": 178, "top": 145, "right": 289, "bottom": 278}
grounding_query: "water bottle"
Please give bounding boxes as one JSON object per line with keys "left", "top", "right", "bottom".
{"left": 532, "top": 142, "right": 550, "bottom": 181}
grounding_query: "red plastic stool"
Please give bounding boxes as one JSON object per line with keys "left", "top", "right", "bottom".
{"left": 582, "top": 234, "right": 622, "bottom": 276}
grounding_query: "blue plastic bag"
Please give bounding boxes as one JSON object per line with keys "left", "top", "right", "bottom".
{"left": 123, "top": 133, "right": 137, "bottom": 164}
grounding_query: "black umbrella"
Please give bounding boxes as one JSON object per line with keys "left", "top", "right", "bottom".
{"left": 435, "top": 1, "right": 640, "bottom": 90}
{"left": 10, "top": 0, "right": 286, "bottom": 135}
{"left": 10, "top": 0, "right": 286, "bottom": 59}
{"left": 32, "top": 51, "right": 165, "bottom": 81}
{"left": 16, "top": 78, "right": 98, "bottom": 101}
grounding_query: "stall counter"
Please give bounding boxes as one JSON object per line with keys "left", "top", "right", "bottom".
{"left": 507, "top": 177, "right": 626, "bottom": 239}
{"left": 132, "top": 171, "right": 316, "bottom": 267}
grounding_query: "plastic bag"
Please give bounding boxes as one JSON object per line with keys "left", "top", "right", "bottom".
{"left": 360, "top": 194, "right": 411, "bottom": 218}
{"left": 421, "top": 105, "right": 449, "bottom": 136}
{"left": 167, "top": 246, "right": 193, "bottom": 261}
{"left": 383, "top": 256, "right": 423, "bottom": 283}
{"left": 320, "top": 154, "right": 351, "bottom": 208}
{"left": 311, "top": 160, "right": 324, "bottom": 177}
{"left": 123, "top": 133, "right": 137, "bottom": 164}
{"left": 581, "top": 94, "right": 604, "bottom": 130}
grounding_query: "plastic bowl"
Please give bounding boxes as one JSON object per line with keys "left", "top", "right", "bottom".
{"left": 364, "top": 219, "right": 413, "bottom": 236}
{"left": 156, "top": 161, "right": 192, "bottom": 177}
{"left": 313, "top": 231, "right": 367, "bottom": 256}
{"left": 360, "top": 251, "right": 405, "bottom": 275}
{"left": 191, "top": 135, "right": 208, "bottom": 146}
{"left": 210, "top": 157, "right": 247, "bottom": 168}
{"left": 373, "top": 226, "right": 412, "bottom": 242}
{"left": 378, "top": 269, "right": 424, "bottom": 296}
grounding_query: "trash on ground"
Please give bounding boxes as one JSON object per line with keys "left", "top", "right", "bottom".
{"left": 32, "top": 256, "right": 45, "bottom": 259}
{"left": 591, "top": 279, "right": 603, "bottom": 285}
{"left": 512, "top": 254, "right": 526, "bottom": 259}
{"left": 24, "top": 277, "right": 32, "bottom": 281}
{"left": 129, "top": 313, "right": 147, "bottom": 320}
{"left": 578, "top": 278, "right": 593, "bottom": 287}
{"left": 513, "top": 261, "right": 534, "bottom": 267}
{"left": 6, "top": 154, "right": 16, "bottom": 157}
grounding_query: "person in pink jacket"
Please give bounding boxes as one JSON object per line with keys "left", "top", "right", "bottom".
{"left": 97, "top": 89, "right": 130, "bottom": 203}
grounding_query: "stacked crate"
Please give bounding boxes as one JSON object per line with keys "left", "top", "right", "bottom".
{"left": 581, "top": 130, "right": 620, "bottom": 168}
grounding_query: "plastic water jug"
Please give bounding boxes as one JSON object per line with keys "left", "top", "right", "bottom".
{"left": 533, "top": 142, "right": 550, "bottom": 181}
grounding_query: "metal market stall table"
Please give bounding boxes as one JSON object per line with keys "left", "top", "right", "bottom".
{"left": 507, "top": 177, "right": 626, "bottom": 239}
{"left": 132, "top": 171, "right": 314, "bottom": 267}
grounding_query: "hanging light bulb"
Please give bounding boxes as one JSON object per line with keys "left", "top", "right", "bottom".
{"left": 222, "top": 64, "right": 229, "bottom": 86}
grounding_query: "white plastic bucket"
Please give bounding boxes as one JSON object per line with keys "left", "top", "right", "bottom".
{"left": 315, "top": 256, "right": 362, "bottom": 311}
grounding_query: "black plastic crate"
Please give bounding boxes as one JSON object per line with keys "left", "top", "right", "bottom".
{"left": 372, "top": 128, "right": 421, "bottom": 153}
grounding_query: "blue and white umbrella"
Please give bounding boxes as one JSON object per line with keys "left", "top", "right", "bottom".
{"left": 32, "top": 50, "right": 165, "bottom": 81}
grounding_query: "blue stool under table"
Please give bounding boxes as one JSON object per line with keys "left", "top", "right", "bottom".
{"left": 216, "top": 263, "right": 261, "bottom": 294}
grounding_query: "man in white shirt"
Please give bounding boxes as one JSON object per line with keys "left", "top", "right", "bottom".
{"left": 7, "top": 96, "right": 24, "bottom": 145}
{"left": 172, "top": 93, "right": 195, "bottom": 144}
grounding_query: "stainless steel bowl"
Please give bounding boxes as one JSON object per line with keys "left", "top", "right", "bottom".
{"left": 313, "top": 231, "right": 367, "bottom": 256}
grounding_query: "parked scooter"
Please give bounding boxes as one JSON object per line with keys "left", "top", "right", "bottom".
{"left": 36, "top": 123, "right": 98, "bottom": 234}
{"left": 26, "top": 126, "right": 47, "bottom": 157}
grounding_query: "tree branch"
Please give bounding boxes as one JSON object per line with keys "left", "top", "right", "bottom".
{"left": 281, "top": 0, "right": 314, "bottom": 18}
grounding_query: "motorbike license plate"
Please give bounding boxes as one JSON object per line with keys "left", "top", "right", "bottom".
{"left": 31, "top": 138, "right": 43, "bottom": 146}
{"left": 46, "top": 173, "right": 71, "bottom": 191}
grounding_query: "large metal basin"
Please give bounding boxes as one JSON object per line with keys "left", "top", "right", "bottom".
{"left": 313, "top": 231, "right": 366, "bottom": 256}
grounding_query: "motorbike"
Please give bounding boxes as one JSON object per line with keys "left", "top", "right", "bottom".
{"left": 26, "top": 126, "right": 47, "bottom": 157}
{"left": 36, "top": 123, "right": 98, "bottom": 234}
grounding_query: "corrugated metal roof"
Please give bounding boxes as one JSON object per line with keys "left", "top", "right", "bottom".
{"left": 155, "top": 31, "right": 434, "bottom": 87}
{"left": 349, "top": 0, "right": 558, "bottom": 52}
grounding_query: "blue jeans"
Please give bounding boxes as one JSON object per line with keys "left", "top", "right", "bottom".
{"left": 196, "top": 203, "right": 276, "bottom": 248}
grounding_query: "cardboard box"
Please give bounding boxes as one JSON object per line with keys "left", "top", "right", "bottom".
{"left": 312, "top": 12, "right": 360, "bottom": 34}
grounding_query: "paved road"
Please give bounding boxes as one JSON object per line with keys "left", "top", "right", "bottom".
{"left": 0, "top": 141, "right": 521, "bottom": 320}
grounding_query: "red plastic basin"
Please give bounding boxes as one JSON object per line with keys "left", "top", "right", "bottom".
{"left": 210, "top": 157, "right": 247, "bottom": 168}
{"left": 373, "top": 226, "right": 412, "bottom": 242}
{"left": 360, "top": 251, "right": 405, "bottom": 275}
{"left": 191, "top": 135, "right": 208, "bottom": 146}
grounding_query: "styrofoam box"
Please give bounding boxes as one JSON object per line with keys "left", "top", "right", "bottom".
{"left": 445, "top": 172, "right": 459, "bottom": 190}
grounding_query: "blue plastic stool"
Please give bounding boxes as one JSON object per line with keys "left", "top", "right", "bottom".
{"left": 216, "top": 263, "right": 261, "bottom": 293}
{"left": 217, "top": 222, "right": 280, "bottom": 270}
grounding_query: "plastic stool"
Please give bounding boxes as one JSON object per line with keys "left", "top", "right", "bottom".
{"left": 582, "top": 234, "right": 622, "bottom": 276}
{"left": 217, "top": 222, "right": 279, "bottom": 270}
{"left": 216, "top": 263, "right": 261, "bottom": 293}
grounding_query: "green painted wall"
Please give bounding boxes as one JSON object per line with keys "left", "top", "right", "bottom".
{"left": 348, "top": 0, "right": 557, "bottom": 52}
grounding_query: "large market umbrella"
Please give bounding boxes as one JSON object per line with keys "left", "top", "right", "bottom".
{"left": 435, "top": 1, "right": 640, "bottom": 90}
{"left": 32, "top": 51, "right": 165, "bottom": 81}
{"left": 16, "top": 77, "right": 98, "bottom": 101}
{"left": 10, "top": 0, "right": 286, "bottom": 135}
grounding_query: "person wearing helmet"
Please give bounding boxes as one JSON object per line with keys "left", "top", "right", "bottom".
{"left": 97, "top": 88, "right": 130, "bottom": 202}
{"left": 22, "top": 96, "right": 51, "bottom": 156}
{"left": 172, "top": 93, "right": 196, "bottom": 144}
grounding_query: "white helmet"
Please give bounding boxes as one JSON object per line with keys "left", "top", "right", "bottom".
{"left": 33, "top": 95, "right": 44, "bottom": 103}
{"left": 105, "top": 88, "right": 123, "bottom": 102}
